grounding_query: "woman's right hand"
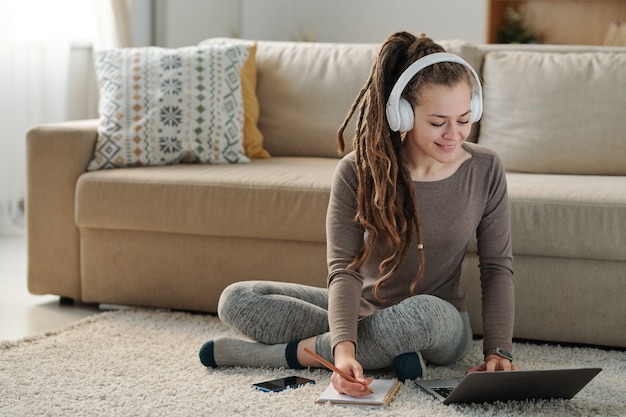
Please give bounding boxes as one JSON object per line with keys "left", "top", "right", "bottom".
{"left": 330, "top": 341, "right": 373, "bottom": 397}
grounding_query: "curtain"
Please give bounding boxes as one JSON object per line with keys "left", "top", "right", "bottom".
{"left": 110, "top": 0, "right": 133, "bottom": 48}
{"left": 0, "top": 0, "right": 130, "bottom": 236}
{"left": 0, "top": 40, "right": 71, "bottom": 235}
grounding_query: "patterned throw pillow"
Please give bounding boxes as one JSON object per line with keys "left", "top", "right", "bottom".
{"left": 88, "top": 44, "right": 251, "bottom": 171}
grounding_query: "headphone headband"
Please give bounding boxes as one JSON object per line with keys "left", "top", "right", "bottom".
{"left": 386, "top": 52, "right": 483, "bottom": 132}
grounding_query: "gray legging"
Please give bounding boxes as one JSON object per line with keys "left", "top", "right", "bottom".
{"left": 217, "top": 280, "right": 473, "bottom": 370}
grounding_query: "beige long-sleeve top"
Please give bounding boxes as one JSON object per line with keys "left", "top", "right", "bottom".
{"left": 326, "top": 142, "right": 515, "bottom": 354}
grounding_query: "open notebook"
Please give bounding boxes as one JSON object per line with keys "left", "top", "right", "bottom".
{"left": 315, "top": 379, "right": 401, "bottom": 408}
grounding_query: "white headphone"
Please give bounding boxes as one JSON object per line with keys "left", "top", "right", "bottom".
{"left": 385, "top": 52, "right": 483, "bottom": 132}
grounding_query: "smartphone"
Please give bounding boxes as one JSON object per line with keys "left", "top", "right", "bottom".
{"left": 252, "top": 376, "right": 316, "bottom": 392}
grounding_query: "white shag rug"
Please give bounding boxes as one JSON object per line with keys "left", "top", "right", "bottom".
{"left": 1, "top": 308, "right": 624, "bottom": 417}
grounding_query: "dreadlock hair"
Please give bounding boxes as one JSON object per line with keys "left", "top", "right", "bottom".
{"left": 337, "top": 31, "right": 474, "bottom": 302}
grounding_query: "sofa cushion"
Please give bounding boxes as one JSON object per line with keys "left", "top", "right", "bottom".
{"left": 89, "top": 44, "right": 251, "bottom": 171}
{"left": 254, "top": 41, "right": 378, "bottom": 158}
{"left": 479, "top": 51, "right": 626, "bottom": 175}
{"left": 76, "top": 158, "right": 338, "bottom": 243}
{"left": 506, "top": 173, "right": 626, "bottom": 262}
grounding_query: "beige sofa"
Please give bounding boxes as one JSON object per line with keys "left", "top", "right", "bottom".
{"left": 26, "top": 39, "right": 626, "bottom": 349}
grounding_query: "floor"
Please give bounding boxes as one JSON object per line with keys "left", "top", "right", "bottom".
{"left": 0, "top": 235, "right": 102, "bottom": 341}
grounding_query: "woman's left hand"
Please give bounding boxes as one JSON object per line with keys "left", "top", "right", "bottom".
{"left": 465, "top": 355, "right": 519, "bottom": 374}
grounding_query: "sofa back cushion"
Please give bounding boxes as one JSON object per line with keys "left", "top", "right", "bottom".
{"left": 254, "top": 41, "right": 377, "bottom": 157}
{"left": 254, "top": 39, "right": 480, "bottom": 157}
{"left": 479, "top": 51, "right": 626, "bottom": 175}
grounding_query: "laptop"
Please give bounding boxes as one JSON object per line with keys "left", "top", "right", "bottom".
{"left": 415, "top": 368, "right": 602, "bottom": 404}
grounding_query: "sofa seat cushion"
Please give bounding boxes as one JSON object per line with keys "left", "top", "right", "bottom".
{"left": 76, "top": 157, "right": 338, "bottom": 243}
{"left": 506, "top": 173, "right": 626, "bottom": 261}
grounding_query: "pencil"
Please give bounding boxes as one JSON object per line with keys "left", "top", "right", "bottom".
{"left": 303, "top": 347, "right": 373, "bottom": 394}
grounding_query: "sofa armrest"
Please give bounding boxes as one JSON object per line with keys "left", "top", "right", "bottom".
{"left": 26, "top": 119, "right": 99, "bottom": 300}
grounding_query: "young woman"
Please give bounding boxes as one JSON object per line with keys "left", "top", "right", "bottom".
{"left": 199, "top": 31, "right": 517, "bottom": 397}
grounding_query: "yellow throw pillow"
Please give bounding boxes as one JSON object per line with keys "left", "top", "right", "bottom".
{"left": 241, "top": 44, "right": 270, "bottom": 158}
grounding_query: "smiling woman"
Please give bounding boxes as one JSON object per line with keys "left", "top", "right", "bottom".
{"left": 0, "top": 0, "right": 127, "bottom": 235}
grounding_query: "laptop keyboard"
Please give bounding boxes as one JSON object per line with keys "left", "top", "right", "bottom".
{"left": 433, "top": 387, "right": 455, "bottom": 398}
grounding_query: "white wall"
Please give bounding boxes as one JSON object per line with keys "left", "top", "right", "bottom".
{"left": 241, "top": 0, "right": 487, "bottom": 43}
{"left": 154, "top": 0, "right": 240, "bottom": 47}
{"left": 130, "top": 0, "right": 153, "bottom": 47}
{"left": 153, "top": 0, "right": 487, "bottom": 47}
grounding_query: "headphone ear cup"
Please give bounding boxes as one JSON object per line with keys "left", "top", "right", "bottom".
{"left": 470, "top": 91, "right": 483, "bottom": 123}
{"left": 397, "top": 98, "right": 414, "bottom": 132}
{"left": 386, "top": 103, "right": 401, "bottom": 132}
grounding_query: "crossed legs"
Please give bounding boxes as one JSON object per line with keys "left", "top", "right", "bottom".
{"left": 200, "top": 280, "right": 472, "bottom": 372}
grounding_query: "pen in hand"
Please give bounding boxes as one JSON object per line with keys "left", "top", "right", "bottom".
{"left": 303, "top": 347, "right": 373, "bottom": 394}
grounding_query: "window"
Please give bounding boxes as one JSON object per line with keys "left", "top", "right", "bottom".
{"left": 0, "top": 0, "right": 100, "bottom": 42}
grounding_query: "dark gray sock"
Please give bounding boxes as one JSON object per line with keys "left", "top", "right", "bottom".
{"left": 199, "top": 338, "right": 303, "bottom": 369}
{"left": 392, "top": 352, "right": 426, "bottom": 381}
